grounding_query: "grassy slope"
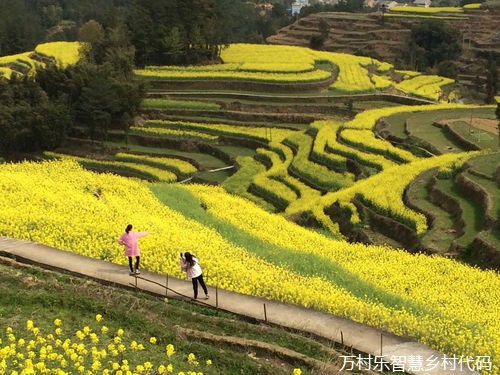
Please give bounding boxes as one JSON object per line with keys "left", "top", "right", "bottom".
{"left": 467, "top": 152, "right": 500, "bottom": 177}
{"left": 405, "top": 169, "right": 458, "bottom": 251}
{"left": 385, "top": 108, "right": 495, "bottom": 152}
{"left": 434, "top": 178, "right": 484, "bottom": 247}
{"left": 150, "top": 183, "right": 444, "bottom": 318}
{"left": 0, "top": 259, "right": 349, "bottom": 375}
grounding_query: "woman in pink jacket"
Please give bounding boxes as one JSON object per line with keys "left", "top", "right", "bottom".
{"left": 180, "top": 252, "right": 209, "bottom": 300}
{"left": 118, "top": 224, "right": 148, "bottom": 276}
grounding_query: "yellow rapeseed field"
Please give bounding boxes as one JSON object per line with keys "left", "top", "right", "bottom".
{"left": 188, "top": 183, "right": 499, "bottom": 374}
{"left": 0, "top": 41, "right": 83, "bottom": 79}
{"left": 0, "top": 159, "right": 498, "bottom": 375}
{"left": 395, "top": 75, "right": 455, "bottom": 100}
{"left": 132, "top": 43, "right": 462, "bottom": 100}
{"left": 1, "top": 41, "right": 498, "bottom": 374}
{"left": 390, "top": 6, "right": 464, "bottom": 13}
{"left": 0, "top": 315, "right": 213, "bottom": 374}
{"left": 280, "top": 150, "right": 478, "bottom": 234}
{"left": 35, "top": 41, "right": 84, "bottom": 68}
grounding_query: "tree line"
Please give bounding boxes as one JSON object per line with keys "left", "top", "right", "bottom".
{"left": 0, "top": 21, "right": 144, "bottom": 159}
{"left": 0, "top": 0, "right": 293, "bottom": 66}
{"left": 0, "top": 0, "right": 294, "bottom": 158}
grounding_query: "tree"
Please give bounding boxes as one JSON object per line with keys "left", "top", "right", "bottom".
{"left": 309, "top": 35, "right": 325, "bottom": 50}
{"left": 69, "top": 24, "right": 144, "bottom": 141}
{"left": 73, "top": 65, "right": 119, "bottom": 140}
{"left": 127, "top": 0, "right": 227, "bottom": 66}
{"left": 162, "top": 27, "right": 186, "bottom": 65}
{"left": 300, "top": 0, "right": 364, "bottom": 17}
{"left": 496, "top": 98, "right": 500, "bottom": 147}
{"left": 309, "top": 18, "right": 330, "bottom": 50}
{"left": 38, "top": 20, "right": 145, "bottom": 145}
{"left": 460, "top": 0, "right": 484, "bottom": 5}
{"left": 41, "top": 4, "right": 63, "bottom": 28}
{"left": 403, "top": 20, "right": 462, "bottom": 71}
{"left": 271, "top": 3, "right": 287, "bottom": 19}
{"left": 318, "top": 18, "right": 330, "bottom": 39}
{"left": 485, "top": 58, "right": 498, "bottom": 104}
{"left": 0, "top": 0, "right": 45, "bottom": 55}
{"left": 78, "top": 20, "right": 105, "bottom": 45}
{"left": 0, "top": 76, "right": 70, "bottom": 157}
{"left": 437, "top": 60, "right": 459, "bottom": 79}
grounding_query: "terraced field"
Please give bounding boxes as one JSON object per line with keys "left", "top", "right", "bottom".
{"left": 267, "top": 10, "right": 500, "bottom": 90}
{"left": 0, "top": 41, "right": 82, "bottom": 78}
{"left": 1, "top": 42, "right": 499, "bottom": 375}
{"left": 49, "top": 43, "right": 498, "bottom": 269}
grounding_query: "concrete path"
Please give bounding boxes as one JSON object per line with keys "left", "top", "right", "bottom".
{"left": 0, "top": 236, "right": 479, "bottom": 375}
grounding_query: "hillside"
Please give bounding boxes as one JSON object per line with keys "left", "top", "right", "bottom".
{"left": 1, "top": 41, "right": 493, "bottom": 267}
{"left": 1, "top": 41, "right": 499, "bottom": 374}
{"left": 267, "top": 10, "right": 500, "bottom": 98}
{"left": 21, "top": 42, "right": 496, "bottom": 268}
{"left": 133, "top": 45, "right": 499, "bottom": 268}
{"left": 1, "top": 157, "right": 500, "bottom": 374}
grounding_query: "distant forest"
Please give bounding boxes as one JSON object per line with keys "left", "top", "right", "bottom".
{"left": 0, "top": 0, "right": 293, "bottom": 66}
{"left": 0, "top": 0, "right": 294, "bottom": 158}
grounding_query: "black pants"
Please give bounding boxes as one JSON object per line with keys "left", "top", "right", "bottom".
{"left": 192, "top": 274, "right": 208, "bottom": 299}
{"left": 128, "top": 256, "right": 140, "bottom": 272}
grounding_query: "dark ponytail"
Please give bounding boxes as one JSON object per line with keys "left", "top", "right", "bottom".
{"left": 184, "top": 252, "right": 195, "bottom": 267}
{"left": 125, "top": 224, "right": 133, "bottom": 233}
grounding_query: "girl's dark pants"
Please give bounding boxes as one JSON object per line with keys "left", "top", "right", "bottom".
{"left": 128, "top": 256, "right": 140, "bottom": 272}
{"left": 192, "top": 274, "right": 208, "bottom": 299}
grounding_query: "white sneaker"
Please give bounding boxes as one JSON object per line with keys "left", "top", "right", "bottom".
{"left": 135, "top": 269, "right": 141, "bottom": 275}
{"left": 205, "top": 295, "right": 209, "bottom": 300}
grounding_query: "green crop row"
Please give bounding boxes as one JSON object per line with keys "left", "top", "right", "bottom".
{"left": 222, "top": 156, "right": 275, "bottom": 211}
{"left": 130, "top": 127, "right": 218, "bottom": 141}
{"left": 307, "top": 124, "right": 348, "bottom": 172}
{"left": 250, "top": 174, "right": 298, "bottom": 212}
{"left": 141, "top": 98, "right": 220, "bottom": 110}
{"left": 262, "top": 144, "right": 322, "bottom": 208}
{"left": 243, "top": 143, "right": 322, "bottom": 213}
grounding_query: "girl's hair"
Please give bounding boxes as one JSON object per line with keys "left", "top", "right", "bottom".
{"left": 184, "top": 252, "right": 195, "bottom": 267}
{"left": 125, "top": 224, "right": 133, "bottom": 233}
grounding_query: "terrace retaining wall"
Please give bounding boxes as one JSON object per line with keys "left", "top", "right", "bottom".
{"left": 145, "top": 77, "right": 336, "bottom": 93}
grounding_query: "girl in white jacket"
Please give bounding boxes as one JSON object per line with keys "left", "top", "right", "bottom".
{"left": 180, "top": 252, "right": 209, "bottom": 300}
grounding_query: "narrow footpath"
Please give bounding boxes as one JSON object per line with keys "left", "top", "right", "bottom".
{"left": 0, "top": 236, "right": 478, "bottom": 375}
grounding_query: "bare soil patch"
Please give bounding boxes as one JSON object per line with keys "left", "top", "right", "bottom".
{"left": 442, "top": 117, "right": 498, "bottom": 134}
